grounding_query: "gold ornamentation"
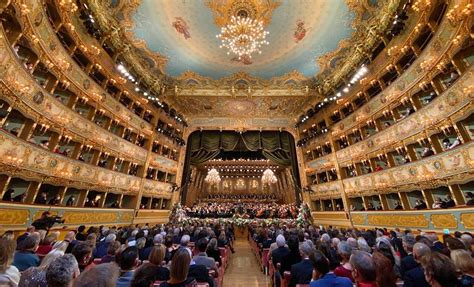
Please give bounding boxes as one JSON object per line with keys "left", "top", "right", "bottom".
{"left": 0, "top": 209, "right": 29, "bottom": 225}
{"left": 62, "top": 211, "right": 117, "bottom": 224}
{"left": 351, "top": 214, "right": 365, "bottom": 225}
{"left": 206, "top": 0, "right": 281, "bottom": 27}
{"left": 461, "top": 213, "right": 474, "bottom": 229}
{"left": 431, "top": 214, "right": 457, "bottom": 229}
{"left": 368, "top": 214, "right": 428, "bottom": 228}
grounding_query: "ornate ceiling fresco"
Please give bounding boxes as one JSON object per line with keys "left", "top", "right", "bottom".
{"left": 126, "top": 0, "right": 355, "bottom": 79}
{"left": 88, "top": 0, "right": 398, "bottom": 125}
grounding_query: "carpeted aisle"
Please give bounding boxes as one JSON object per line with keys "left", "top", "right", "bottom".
{"left": 223, "top": 239, "right": 270, "bottom": 287}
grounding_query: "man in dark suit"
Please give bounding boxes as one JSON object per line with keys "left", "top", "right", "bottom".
{"left": 289, "top": 241, "right": 314, "bottom": 287}
{"left": 400, "top": 235, "right": 418, "bottom": 277}
{"left": 403, "top": 242, "right": 431, "bottom": 287}
{"left": 271, "top": 235, "right": 290, "bottom": 269}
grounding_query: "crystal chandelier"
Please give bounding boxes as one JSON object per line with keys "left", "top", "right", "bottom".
{"left": 205, "top": 168, "right": 221, "bottom": 185}
{"left": 261, "top": 168, "right": 277, "bottom": 185}
{"left": 216, "top": 15, "right": 269, "bottom": 59}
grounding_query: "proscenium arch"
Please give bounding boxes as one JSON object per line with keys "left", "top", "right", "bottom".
{"left": 179, "top": 130, "right": 302, "bottom": 205}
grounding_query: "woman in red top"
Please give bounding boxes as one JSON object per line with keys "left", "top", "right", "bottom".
{"left": 334, "top": 241, "right": 354, "bottom": 282}
{"left": 36, "top": 233, "right": 58, "bottom": 255}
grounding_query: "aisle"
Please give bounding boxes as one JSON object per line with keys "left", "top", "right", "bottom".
{"left": 223, "top": 239, "right": 269, "bottom": 287}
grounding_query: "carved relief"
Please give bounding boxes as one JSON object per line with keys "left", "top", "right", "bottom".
{"left": 368, "top": 214, "right": 429, "bottom": 228}
{"left": 0, "top": 209, "right": 29, "bottom": 225}
{"left": 431, "top": 214, "right": 457, "bottom": 229}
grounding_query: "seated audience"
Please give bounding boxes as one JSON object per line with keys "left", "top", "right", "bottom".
{"left": 45, "top": 254, "right": 80, "bottom": 287}
{"left": 36, "top": 232, "right": 58, "bottom": 256}
{"left": 71, "top": 242, "right": 93, "bottom": 272}
{"left": 193, "top": 238, "right": 219, "bottom": 276}
{"left": 116, "top": 246, "right": 139, "bottom": 287}
{"left": 289, "top": 241, "right": 314, "bottom": 287}
{"left": 403, "top": 242, "right": 431, "bottom": 287}
{"left": 130, "top": 263, "right": 159, "bottom": 287}
{"left": 0, "top": 238, "right": 20, "bottom": 287}
{"left": 333, "top": 241, "right": 353, "bottom": 282}
{"left": 100, "top": 241, "right": 121, "bottom": 264}
{"left": 74, "top": 263, "right": 120, "bottom": 287}
{"left": 160, "top": 248, "right": 196, "bottom": 287}
{"left": 350, "top": 250, "right": 377, "bottom": 287}
{"left": 148, "top": 245, "right": 170, "bottom": 281}
{"left": 19, "top": 249, "right": 64, "bottom": 287}
{"left": 372, "top": 251, "right": 397, "bottom": 287}
{"left": 309, "top": 250, "right": 352, "bottom": 287}
{"left": 401, "top": 234, "right": 417, "bottom": 276}
{"left": 450, "top": 249, "right": 474, "bottom": 287}
{"left": 281, "top": 235, "right": 302, "bottom": 273}
{"left": 421, "top": 252, "right": 458, "bottom": 287}
{"left": 93, "top": 233, "right": 116, "bottom": 259}
{"left": 12, "top": 233, "right": 40, "bottom": 272}
{"left": 206, "top": 238, "right": 222, "bottom": 267}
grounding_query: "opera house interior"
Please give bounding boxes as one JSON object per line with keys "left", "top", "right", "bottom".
{"left": 0, "top": 0, "right": 473, "bottom": 286}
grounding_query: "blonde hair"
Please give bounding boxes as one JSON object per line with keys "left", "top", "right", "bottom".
{"left": 149, "top": 245, "right": 166, "bottom": 266}
{"left": 450, "top": 249, "right": 474, "bottom": 273}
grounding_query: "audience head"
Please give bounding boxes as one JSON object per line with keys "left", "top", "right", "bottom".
{"left": 19, "top": 233, "right": 40, "bottom": 252}
{"left": 0, "top": 238, "right": 16, "bottom": 272}
{"left": 337, "top": 241, "right": 352, "bottom": 261}
{"left": 208, "top": 238, "right": 218, "bottom": 251}
{"left": 413, "top": 242, "right": 431, "bottom": 263}
{"left": 107, "top": 241, "right": 121, "bottom": 256}
{"left": 153, "top": 234, "right": 163, "bottom": 245}
{"left": 287, "top": 234, "right": 299, "bottom": 252}
{"left": 421, "top": 252, "right": 458, "bottom": 287}
{"left": 180, "top": 234, "right": 190, "bottom": 247}
{"left": 46, "top": 254, "right": 79, "bottom": 287}
{"left": 372, "top": 251, "right": 397, "bottom": 287}
{"left": 169, "top": 248, "right": 191, "bottom": 283}
{"left": 445, "top": 237, "right": 466, "bottom": 251}
{"left": 40, "top": 249, "right": 66, "bottom": 269}
{"left": 196, "top": 238, "right": 209, "bottom": 253}
{"left": 130, "top": 263, "right": 158, "bottom": 287}
{"left": 402, "top": 234, "right": 416, "bottom": 252}
{"left": 72, "top": 242, "right": 93, "bottom": 268}
{"left": 148, "top": 245, "right": 166, "bottom": 266}
{"left": 73, "top": 263, "right": 120, "bottom": 287}
{"left": 299, "top": 241, "right": 314, "bottom": 258}
{"left": 276, "top": 234, "right": 286, "bottom": 248}
{"left": 105, "top": 233, "right": 116, "bottom": 243}
{"left": 450, "top": 249, "right": 474, "bottom": 275}
{"left": 350, "top": 250, "right": 376, "bottom": 283}
{"left": 117, "top": 246, "right": 138, "bottom": 271}
{"left": 460, "top": 234, "right": 472, "bottom": 250}
{"left": 309, "top": 250, "right": 330, "bottom": 279}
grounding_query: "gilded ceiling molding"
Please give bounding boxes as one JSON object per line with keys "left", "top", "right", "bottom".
{"left": 205, "top": 0, "right": 281, "bottom": 26}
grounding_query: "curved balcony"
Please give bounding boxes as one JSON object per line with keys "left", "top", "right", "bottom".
{"left": 309, "top": 141, "right": 474, "bottom": 197}
{"left": 13, "top": 0, "right": 154, "bottom": 136}
{"left": 0, "top": 26, "right": 148, "bottom": 163}
{"left": 0, "top": 129, "right": 143, "bottom": 193}
{"left": 335, "top": 64, "right": 473, "bottom": 163}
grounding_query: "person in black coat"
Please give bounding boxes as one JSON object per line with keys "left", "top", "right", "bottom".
{"left": 188, "top": 264, "right": 214, "bottom": 287}
{"left": 206, "top": 238, "right": 222, "bottom": 267}
{"left": 403, "top": 242, "right": 431, "bottom": 287}
{"left": 281, "top": 235, "right": 301, "bottom": 273}
{"left": 400, "top": 235, "right": 417, "bottom": 276}
{"left": 271, "top": 235, "right": 290, "bottom": 269}
{"left": 288, "top": 241, "right": 314, "bottom": 287}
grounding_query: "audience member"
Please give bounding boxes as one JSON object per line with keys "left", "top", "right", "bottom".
{"left": 193, "top": 238, "right": 219, "bottom": 276}
{"left": 350, "top": 250, "right": 377, "bottom": 287}
{"left": 148, "top": 245, "right": 170, "bottom": 281}
{"left": 160, "top": 248, "right": 195, "bottom": 287}
{"left": 206, "top": 238, "right": 222, "bottom": 267}
{"left": 289, "top": 241, "right": 314, "bottom": 287}
{"left": 73, "top": 263, "right": 120, "bottom": 287}
{"left": 373, "top": 251, "right": 397, "bottom": 287}
{"left": 71, "top": 242, "right": 93, "bottom": 272}
{"left": 116, "top": 246, "right": 139, "bottom": 287}
{"left": 333, "top": 241, "right": 353, "bottom": 282}
{"left": 450, "top": 249, "right": 474, "bottom": 287}
{"left": 309, "top": 250, "right": 352, "bottom": 287}
{"left": 403, "top": 242, "right": 431, "bottom": 287}
{"left": 400, "top": 234, "right": 417, "bottom": 276}
{"left": 130, "top": 263, "right": 159, "bottom": 287}
{"left": 421, "top": 252, "right": 458, "bottom": 287}
{"left": 19, "top": 249, "right": 65, "bottom": 287}
{"left": 45, "top": 254, "right": 80, "bottom": 287}
{"left": 0, "top": 238, "right": 20, "bottom": 287}
{"left": 12, "top": 233, "right": 40, "bottom": 272}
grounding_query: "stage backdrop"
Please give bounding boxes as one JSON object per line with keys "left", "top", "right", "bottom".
{"left": 180, "top": 130, "right": 302, "bottom": 204}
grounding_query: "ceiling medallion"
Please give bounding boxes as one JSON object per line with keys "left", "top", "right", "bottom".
{"left": 208, "top": 0, "right": 280, "bottom": 59}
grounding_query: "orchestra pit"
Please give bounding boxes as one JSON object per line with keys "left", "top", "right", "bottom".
{"left": 0, "top": 0, "right": 473, "bottom": 287}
